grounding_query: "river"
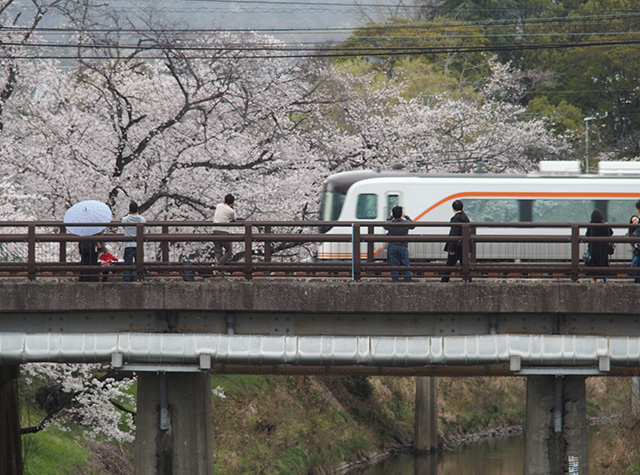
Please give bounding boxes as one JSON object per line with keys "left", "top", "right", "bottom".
{"left": 354, "top": 426, "right": 608, "bottom": 474}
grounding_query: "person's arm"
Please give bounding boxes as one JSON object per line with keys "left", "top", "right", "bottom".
{"left": 404, "top": 216, "right": 417, "bottom": 229}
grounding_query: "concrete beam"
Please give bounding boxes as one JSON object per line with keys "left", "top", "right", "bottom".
{"left": 3, "top": 282, "right": 640, "bottom": 338}
{"left": 1, "top": 281, "right": 639, "bottom": 317}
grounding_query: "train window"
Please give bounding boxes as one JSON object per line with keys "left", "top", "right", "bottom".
{"left": 532, "top": 200, "right": 595, "bottom": 222}
{"left": 608, "top": 200, "right": 638, "bottom": 224}
{"left": 356, "top": 194, "right": 378, "bottom": 219}
{"left": 387, "top": 194, "right": 399, "bottom": 212}
{"left": 464, "top": 199, "right": 519, "bottom": 222}
{"left": 320, "top": 191, "right": 346, "bottom": 221}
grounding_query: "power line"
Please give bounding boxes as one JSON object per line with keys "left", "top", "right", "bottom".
{"left": 5, "top": 36, "right": 640, "bottom": 60}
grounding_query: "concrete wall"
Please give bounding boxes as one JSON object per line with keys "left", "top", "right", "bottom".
{"left": 1, "top": 280, "right": 638, "bottom": 318}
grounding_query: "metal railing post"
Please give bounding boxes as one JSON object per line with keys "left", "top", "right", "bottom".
{"left": 461, "top": 224, "right": 470, "bottom": 281}
{"left": 59, "top": 225, "right": 67, "bottom": 264}
{"left": 367, "top": 225, "right": 374, "bottom": 263}
{"left": 136, "top": 224, "right": 145, "bottom": 281}
{"left": 264, "top": 226, "right": 272, "bottom": 263}
{"left": 244, "top": 223, "right": 253, "bottom": 280}
{"left": 469, "top": 224, "right": 477, "bottom": 265}
{"left": 571, "top": 225, "right": 580, "bottom": 282}
{"left": 27, "top": 224, "right": 36, "bottom": 281}
{"left": 352, "top": 223, "right": 361, "bottom": 281}
{"left": 161, "top": 225, "right": 169, "bottom": 263}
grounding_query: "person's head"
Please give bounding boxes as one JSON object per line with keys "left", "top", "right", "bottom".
{"left": 452, "top": 200, "right": 464, "bottom": 212}
{"left": 590, "top": 208, "right": 604, "bottom": 223}
{"left": 129, "top": 201, "right": 139, "bottom": 214}
{"left": 392, "top": 206, "right": 403, "bottom": 219}
{"left": 224, "top": 194, "right": 235, "bottom": 206}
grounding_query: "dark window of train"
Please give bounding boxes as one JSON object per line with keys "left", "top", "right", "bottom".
{"left": 356, "top": 194, "right": 378, "bottom": 219}
{"left": 531, "top": 200, "right": 595, "bottom": 222}
{"left": 464, "top": 199, "right": 519, "bottom": 222}
{"left": 387, "top": 194, "right": 399, "bottom": 212}
{"left": 519, "top": 200, "right": 532, "bottom": 222}
{"left": 608, "top": 200, "right": 638, "bottom": 223}
{"left": 595, "top": 200, "right": 607, "bottom": 220}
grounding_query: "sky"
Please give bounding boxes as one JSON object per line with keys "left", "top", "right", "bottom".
{"left": 5, "top": 0, "right": 410, "bottom": 61}
{"left": 102, "top": 0, "right": 399, "bottom": 46}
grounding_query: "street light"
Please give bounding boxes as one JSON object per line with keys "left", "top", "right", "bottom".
{"left": 584, "top": 116, "right": 596, "bottom": 173}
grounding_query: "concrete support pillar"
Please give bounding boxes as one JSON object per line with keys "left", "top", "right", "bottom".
{"left": 135, "top": 371, "right": 214, "bottom": 475}
{"left": 0, "top": 365, "right": 22, "bottom": 475}
{"left": 414, "top": 376, "right": 438, "bottom": 453}
{"left": 524, "top": 375, "right": 587, "bottom": 475}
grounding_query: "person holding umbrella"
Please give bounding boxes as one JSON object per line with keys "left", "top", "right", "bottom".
{"left": 63, "top": 200, "right": 113, "bottom": 282}
{"left": 79, "top": 238, "right": 100, "bottom": 281}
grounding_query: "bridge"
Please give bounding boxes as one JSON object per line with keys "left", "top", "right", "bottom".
{"left": 2, "top": 221, "right": 640, "bottom": 474}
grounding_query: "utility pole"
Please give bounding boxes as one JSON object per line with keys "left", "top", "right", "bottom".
{"left": 584, "top": 116, "right": 596, "bottom": 173}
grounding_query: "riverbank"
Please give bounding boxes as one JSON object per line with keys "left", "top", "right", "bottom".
{"left": 19, "top": 373, "right": 638, "bottom": 473}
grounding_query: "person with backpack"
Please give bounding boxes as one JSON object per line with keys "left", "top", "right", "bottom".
{"left": 383, "top": 206, "right": 416, "bottom": 282}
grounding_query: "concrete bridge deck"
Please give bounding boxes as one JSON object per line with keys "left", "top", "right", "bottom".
{"left": 1, "top": 280, "right": 639, "bottom": 376}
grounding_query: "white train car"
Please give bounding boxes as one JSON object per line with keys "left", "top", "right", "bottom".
{"left": 317, "top": 161, "right": 640, "bottom": 261}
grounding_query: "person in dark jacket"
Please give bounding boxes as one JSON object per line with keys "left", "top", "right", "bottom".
{"left": 78, "top": 239, "right": 100, "bottom": 282}
{"left": 632, "top": 201, "right": 640, "bottom": 283}
{"left": 383, "top": 206, "right": 416, "bottom": 282}
{"left": 441, "top": 200, "right": 470, "bottom": 282}
{"left": 585, "top": 208, "right": 613, "bottom": 283}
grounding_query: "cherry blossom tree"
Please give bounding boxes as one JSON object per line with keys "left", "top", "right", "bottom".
{"left": 0, "top": 0, "right": 64, "bottom": 131}
{"left": 306, "top": 62, "right": 572, "bottom": 175}
{"left": 21, "top": 363, "right": 136, "bottom": 442}
{"left": 0, "top": 7, "right": 575, "bottom": 446}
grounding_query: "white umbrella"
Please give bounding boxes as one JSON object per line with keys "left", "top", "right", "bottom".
{"left": 64, "top": 200, "right": 113, "bottom": 236}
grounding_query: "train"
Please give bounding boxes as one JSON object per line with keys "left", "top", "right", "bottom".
{"left": 316, "top": 161, "right": 640, "bottom": 261}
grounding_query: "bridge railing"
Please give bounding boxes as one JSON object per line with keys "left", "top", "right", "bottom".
{"left": 0, "top": 220, "right": 637, "bottom": 281}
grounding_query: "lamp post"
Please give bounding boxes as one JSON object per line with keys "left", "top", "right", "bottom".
{"left": 584, "top": 116, "right": 596, "bottom": 173}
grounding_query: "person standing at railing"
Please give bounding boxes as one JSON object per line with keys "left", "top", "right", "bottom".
{"left": 585, "top": 208, "right": 613, "bottom": 284}
{"left": 212, "top": 194, "right": 238, "bottom": 273}
{"left": 384, "top": 206, "right": 416, "bottom": 282}
{"left": 78, "top": 239, "right": 100, "bottom": 282}
{"left": 441, "top": 200, "right": 470, "bottom": 283}
{"left": 632, "top": 201, "right": 640, "bottom": 283}
{"left": 122, "top": 201, "right": 146, "bottom": 282}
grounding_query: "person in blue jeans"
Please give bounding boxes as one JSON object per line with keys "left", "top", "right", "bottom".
{"left": 122, "top": 201, "right": 146, "bottom": 282}
{"left": 384, "top": 206, "right": 416, "bottom": 282}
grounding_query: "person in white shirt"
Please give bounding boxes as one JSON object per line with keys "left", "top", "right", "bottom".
{"left": 212, "top": 194, "right": 237, "bottom": 268}
{"left": 122, "top": 201, "right": 146, "bottom": 282}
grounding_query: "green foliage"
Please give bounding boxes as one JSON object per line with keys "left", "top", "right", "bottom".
{"left": 526, "top": 96, "right": 584, "bottom": 135}
{"left": 334, "top": 17, "right": 490, "bottom": 86}
{"left": 359, "top": 0, "right": 640, "bottom": 156}
{"left": 23, "top": 427, "right": 92, "bottom": 475}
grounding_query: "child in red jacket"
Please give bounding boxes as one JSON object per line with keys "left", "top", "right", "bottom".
{"left": 98, "top": 246, "right": 119, "bottom": 281}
